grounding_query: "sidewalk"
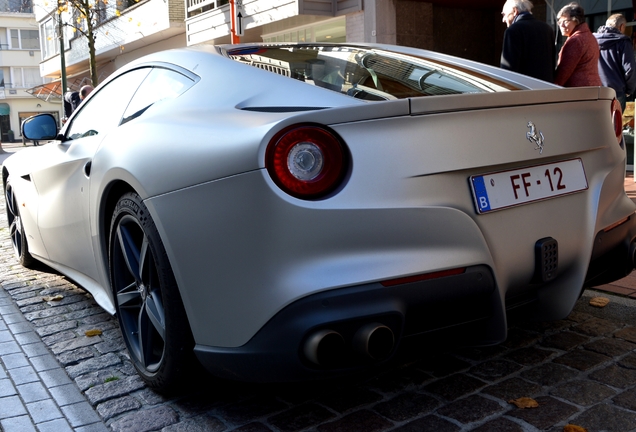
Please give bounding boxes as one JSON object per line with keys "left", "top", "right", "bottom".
{"left": 0, "top": 286, "right": 107, "bottom": 432}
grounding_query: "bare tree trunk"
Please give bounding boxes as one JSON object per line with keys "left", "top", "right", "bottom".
{"left": 87, "top": 24, "right": 97, "bottom": 86}
{"left": 69, "top": 0, "right": 98, "bottom": 86}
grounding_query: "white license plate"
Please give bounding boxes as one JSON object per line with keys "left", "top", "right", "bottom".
{"left": 470, "top": 159, "right": 588, "bottom": 214}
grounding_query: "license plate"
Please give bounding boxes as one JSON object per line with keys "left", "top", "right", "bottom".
{"left": 470, "top": 159, "right": 588, "bottom": 214}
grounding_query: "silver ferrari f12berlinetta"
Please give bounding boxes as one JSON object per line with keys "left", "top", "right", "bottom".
{"left": 4, "top": 42, "right": 635, "bottom": 392}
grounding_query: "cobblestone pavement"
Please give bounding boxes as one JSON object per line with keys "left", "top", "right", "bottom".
{"left": 3, "top": 148, "right": 636, "bottom": 431}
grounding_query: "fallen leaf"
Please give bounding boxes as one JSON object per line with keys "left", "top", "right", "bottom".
{"left": 508, "top": 397, "right": 539, "bottom": 408}
{"left": 589, "top": 297, "right": 610, "bottom": 308}
{"left": 564, "top": 424, "right": 588, "bottom": 432}
{"left": 85, "top": 329, "right": 102, "bottom": 337}
{"left": 42, "top": 295, "right": 63, "bottom": 302}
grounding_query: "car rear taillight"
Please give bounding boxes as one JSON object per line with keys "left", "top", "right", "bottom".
{"left": 266, "top": 125, "right": 348, "bottom": 199}
{"left": 611, "top": 98, "right": 623, "bottom": 144}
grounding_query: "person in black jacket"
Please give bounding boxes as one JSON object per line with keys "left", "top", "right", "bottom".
{"left": 63, "top": 85, "right": 94, "bottom": 122}
{"left": 63, "top": 90, "right": 80, "bottom": 118}
{"left": 594, "top": 14, "right": 636, "bottom": 111}
{"left": 500, "top": 0, "right": 556, "bottom": 83}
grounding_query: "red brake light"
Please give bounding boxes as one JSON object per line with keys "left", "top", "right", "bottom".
{"left": 266, "top": 125, "right": 347, "bottom": 199}
{"left": 611, "top": 98, "right": 623, "bottom": 144}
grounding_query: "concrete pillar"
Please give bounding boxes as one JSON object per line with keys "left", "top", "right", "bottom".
{"left": 375, "top": 0, "right": 397, "bottom": 44}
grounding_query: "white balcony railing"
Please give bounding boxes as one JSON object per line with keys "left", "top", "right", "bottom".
{"left": 188, "top": 0, "right": 214, "bottom": 12}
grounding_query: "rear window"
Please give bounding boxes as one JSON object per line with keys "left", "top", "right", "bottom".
{"left": 228, "top": 45, "right": 510, "bottom": 100}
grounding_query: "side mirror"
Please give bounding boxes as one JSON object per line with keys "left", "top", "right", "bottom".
{"left": 21, "top": 114, "right": 58, "bottom": 141}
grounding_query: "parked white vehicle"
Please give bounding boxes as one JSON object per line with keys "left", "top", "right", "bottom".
{"left": 4, "top": 43, "right": 635, "bottom": 392}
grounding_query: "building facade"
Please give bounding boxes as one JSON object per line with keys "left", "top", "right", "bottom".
{"left": 184, "top": 0, "right": 636, "bottom": 66}
{"left": 184, "top": 0, "right": 510, "bottom": 66}
{"left": 30, "top": 0, "right": 185, "bottom": 118}
{"left": 0, "top": 0, "right": 58, "bottom": 142}
{"left": 27, "top": 0, "right": 636, "bottom": 121}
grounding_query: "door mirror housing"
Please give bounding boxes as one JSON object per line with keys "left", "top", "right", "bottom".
{"left": 21, "top": 114, "right": 59, "bottom": 141}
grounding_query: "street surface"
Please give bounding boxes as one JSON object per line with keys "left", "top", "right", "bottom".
{"left": 2, "top": 144, "right": 636, "bottom": 431}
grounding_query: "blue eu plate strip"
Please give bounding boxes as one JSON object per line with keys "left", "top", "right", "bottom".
{"left": 472, "top": 176, "right": 491, "bottom": 212}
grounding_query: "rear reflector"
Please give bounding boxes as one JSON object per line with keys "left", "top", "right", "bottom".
{"left": 603, "top": 216, "right": 630, "bottom": 233}
{"left": 611, "top": 98, "right": 623, "bottom": 144}
{"left": 381, "top": 268, "right": 466, "bottom": 287}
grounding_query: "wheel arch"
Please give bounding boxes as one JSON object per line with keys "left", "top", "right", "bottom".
{"left": 98, "top": 180, "right": 136, "bottom": 274}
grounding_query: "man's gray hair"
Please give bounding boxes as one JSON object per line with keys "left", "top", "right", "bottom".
{"left": 503, "top": 0, "right": 534, "bottom": 13}
{"left": 606, "top": 13, "right": 627, "bottom": 28}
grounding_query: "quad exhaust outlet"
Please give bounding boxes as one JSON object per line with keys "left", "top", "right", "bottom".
{"left": 303, "top": 329, "right": 346, "bottom": 367}
{"left": 353, "top": 323, "right": 395, "bottom": 361}
{"left": 303, "top": 323, "right": 395, "bottom": 367}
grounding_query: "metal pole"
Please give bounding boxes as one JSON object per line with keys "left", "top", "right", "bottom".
{"left": 58, "top": 0, "right": 67, "bottom": 102}
{"left": 230, "top": 0, "right": 239, "bottom": 44}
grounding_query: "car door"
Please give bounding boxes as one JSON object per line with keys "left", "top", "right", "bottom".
{"left": 33, "top": 68, "right": 152, "bottom": 281}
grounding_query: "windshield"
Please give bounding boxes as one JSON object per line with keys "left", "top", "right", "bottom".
{"left": 227, "top": 45, "right": 511, "bottom": 101}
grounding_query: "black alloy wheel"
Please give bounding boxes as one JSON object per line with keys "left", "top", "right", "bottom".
{"left": 109, "top": 192, "right": 195, "bottom": 392}
{"left": 4, "top": 179, "right": 35, "bottom": 268}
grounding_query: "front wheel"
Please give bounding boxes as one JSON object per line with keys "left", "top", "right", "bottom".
{"left": 109, "top": 192, "right": 196, "bottom": 392}
{"left": 4, "top": 178, "right": 36, "bottom": 268}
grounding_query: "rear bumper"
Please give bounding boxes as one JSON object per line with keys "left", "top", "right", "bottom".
{"left": 194, "top": 265, "right": 497, "bottom": 382}
{"left": 194, "top": 213, "right": 636, "bottom": 383}
{"left": 584, "top": 214, "right": 636, "bottom": 287}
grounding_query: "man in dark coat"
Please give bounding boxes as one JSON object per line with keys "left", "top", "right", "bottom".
{"left": 63, "top": 90, "right": 80, "bottom": 118}
{"left": 500, "top": 0, "right": 556, "bottom": 83}
{"left": 594, "top": 13, "right": 636, "bottom": 111}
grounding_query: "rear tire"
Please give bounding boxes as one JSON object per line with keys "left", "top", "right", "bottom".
{"left": 109, "top": 192, "right": 196, "bottom": 393}
{"left": 4, "top": 178, "right": 36, "bottom": 268}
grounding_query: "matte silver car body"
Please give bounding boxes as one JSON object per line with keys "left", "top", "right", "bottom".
{"left": 4, "top": 43, "right": 636, "bottom": 385}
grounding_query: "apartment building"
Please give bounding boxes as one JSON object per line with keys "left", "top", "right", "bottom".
{"left": 184, "top": 0, "right": 636, "bottom": 66}
{"left": 29, "top": 0, "right": 532, "bottom": 97}
{"left": 0, "top": 0, "right": 57, "bottom": 142}
{"left": 29, "top": 0, "right": 636, "bottom": 113}
{"left": 31, "top": 0, "right": 185, "bottom": 109}
{"left": 185, "top": 0, "right": 507, "bottom": 66}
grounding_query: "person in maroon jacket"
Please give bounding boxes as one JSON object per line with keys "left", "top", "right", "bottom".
{"left": 555, "top": 2, "right": 602, "bottom": 87}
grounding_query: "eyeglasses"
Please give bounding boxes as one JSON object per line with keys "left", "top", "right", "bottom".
{"left": 558, "top": 18, "right": 572, "bottom": 26}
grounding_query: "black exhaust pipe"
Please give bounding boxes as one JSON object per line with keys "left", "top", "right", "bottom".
{"left": 353, "top": 323, "right": 394, "bottom": 361}
{"left": 303, "top": 330, "right": 345, "bottom": 367}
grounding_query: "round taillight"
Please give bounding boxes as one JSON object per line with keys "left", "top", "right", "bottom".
{"left": 266, "top": 125, "right": 347, "bottom": 199}
{"left": 611, "top": 98, "right": 623, "bottom": 144}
